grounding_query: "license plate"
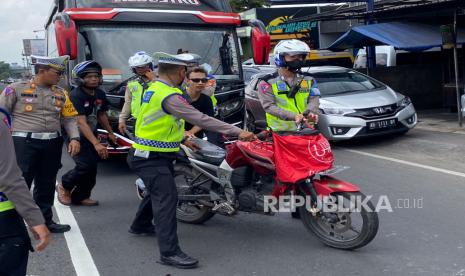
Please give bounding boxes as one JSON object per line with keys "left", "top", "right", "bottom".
{"left": 367, "top": 119, "right": 397, "bottom": 130}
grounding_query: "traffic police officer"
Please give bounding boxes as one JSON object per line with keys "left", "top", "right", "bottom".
{"left": 128, "top": 52, "right": 255, "bottom": 269}
{"left": 0, "top": 107, "right": 50, "bottom": 276}
{"left": 118, "top": 51, "right": 156, "bottom": 135}
{"left": 0, "top": 55, "right": 80, "bottom": 233}
{"left": 257, "top": 39, "right": 321, "bottom": 131}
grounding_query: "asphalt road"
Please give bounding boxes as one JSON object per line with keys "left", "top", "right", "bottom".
{"left": 27, "top": 128, "right": 465, "bottom": 276}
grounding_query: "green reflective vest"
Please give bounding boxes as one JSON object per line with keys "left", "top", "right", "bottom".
{"left": 265, "top": 79, "right": 312, "bottom": 131}
{"left": 0, "top": 192, "right": 14, "bottom": 212}
{"left": 133, "top": 81, "right": 185, "bottom": 152}
{"left": 127, "top": 80, "right": 152, "bottom": 119}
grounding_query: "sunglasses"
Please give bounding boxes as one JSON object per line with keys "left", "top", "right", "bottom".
{"left": 189, "top": 78, "right": 208, "bottom": 83}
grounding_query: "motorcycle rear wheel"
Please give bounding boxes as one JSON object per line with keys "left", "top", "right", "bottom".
{"left": 299, "top": 191, "right": 379, "bottom": 250}
{"left": 174, "top": 164, "right": 215, "bottom": 224}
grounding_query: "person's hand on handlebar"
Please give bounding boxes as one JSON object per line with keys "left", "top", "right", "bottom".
{"left": 307, "top": 112, "right": 319, "bottom": 124}
{"left": 294, "top": 114, "right": 304, "bottom": 124}
{"left": 238, "top": 131, "right": 257, "bottom": 141}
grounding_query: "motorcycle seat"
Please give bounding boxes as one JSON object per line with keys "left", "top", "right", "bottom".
{"left": 191, "top": 138, "right": 226, "bottom": 165}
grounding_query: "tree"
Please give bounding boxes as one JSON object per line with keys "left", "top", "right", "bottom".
{"left": 230, "top": 0, "right": 267, "bottom": 13}
{"left": 0, "top": 62, "right": 11, "bottom": 80}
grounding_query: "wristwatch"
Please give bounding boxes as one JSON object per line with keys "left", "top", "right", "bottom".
{"left": 70, "top": 137, "right": 80, "bottom": 142}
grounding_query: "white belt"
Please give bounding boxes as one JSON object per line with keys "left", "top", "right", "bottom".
{"left": 12, "top": 131, "right": 60, "bottom": 140}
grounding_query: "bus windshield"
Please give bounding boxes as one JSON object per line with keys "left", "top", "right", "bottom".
{"left": 78, "top": 25, "right": 240, "bottom": 82}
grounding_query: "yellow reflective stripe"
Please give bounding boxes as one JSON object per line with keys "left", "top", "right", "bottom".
{"left": 0, "top": 201, "right": 15, "bottom": 212}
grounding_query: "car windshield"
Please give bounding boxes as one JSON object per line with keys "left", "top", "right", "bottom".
{"left": 311, "top": 70, "right": 385, "bottom": 96}
{"left": 78, "top": 25, "right": 240, "bottom": 82}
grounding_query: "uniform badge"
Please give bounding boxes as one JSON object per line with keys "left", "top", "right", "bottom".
{"left": 25, "top": 104, "right": 33, "bottom": 112}
{"left": 23, "top": 89, "right": 34, "bottom": 94}
{"left": 277, "top": 82, "right": 287, "bottom": 92}
{"left": 25, "top": 98, "right": 35, "bottom": 103}
{"left": 142, "top": 91, "right": 154, "bottom": 103}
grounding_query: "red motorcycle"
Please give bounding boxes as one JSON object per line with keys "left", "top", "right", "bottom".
{"left": 174, "top": 126, "right": 379, "bottom": 250}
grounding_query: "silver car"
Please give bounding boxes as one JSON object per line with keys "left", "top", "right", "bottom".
{"left": 245, "top": 66, "right": 417, "bottom": 140}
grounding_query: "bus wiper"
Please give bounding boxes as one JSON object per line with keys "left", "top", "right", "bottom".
{"left": 219, "top": 33, "right": 233, "bottom": 75}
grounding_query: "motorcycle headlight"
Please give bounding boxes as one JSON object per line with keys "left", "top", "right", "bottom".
{"left": 397, "top": 96, "right": 412, "bottom": 108}
{"left": 218, "top": 98, "right": 243, "bottom": 118}
{"left": 321, "top": 107, "right": 355, "bottom": 116}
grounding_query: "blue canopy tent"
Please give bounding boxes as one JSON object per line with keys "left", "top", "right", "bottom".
{"left": 328, "top": 21, "right": 465, "bottom": 126}
{"left": 328, "top": 22, "right": 465, "bottom": 51}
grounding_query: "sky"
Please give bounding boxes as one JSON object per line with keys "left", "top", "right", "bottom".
{"left": 0, "top": 0, "right": 54, "bottom": 65}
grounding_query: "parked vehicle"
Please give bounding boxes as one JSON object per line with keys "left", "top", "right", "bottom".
{"left": 245, "top": 66, "right": 417, "bottom": 140}
{"left": 166, "top": 129, "right": 379, "bottom": 249}
{"left": 242, "top": 65, "right": 275, "bottom": 85}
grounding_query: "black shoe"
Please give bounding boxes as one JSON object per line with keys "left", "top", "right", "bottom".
{"left": 159, "top": 251, "right": 199, "bottom": 269}
{"left": 47, "top": 221, "right": 71, "bottom": 233}
{"left": 128, "top": 226, "right": 156, "bottom": 236}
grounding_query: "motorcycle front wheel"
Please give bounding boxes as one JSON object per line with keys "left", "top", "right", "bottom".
{"left": 299, "top": 191, "right": 379, "bottom": 250}
{"left": 174, "top": 164, "right": 215, "bottom": 224}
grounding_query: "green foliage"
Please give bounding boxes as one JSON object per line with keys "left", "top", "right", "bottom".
{"left": 0, "top": 62, "right": 11, "bottom": 80}
{"left": 230, "top": 0, "right": 267, "bottom": 13}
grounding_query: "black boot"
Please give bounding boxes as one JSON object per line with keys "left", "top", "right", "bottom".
{"left": 47, "top": 221, "right": 71, "bottom": 233}
{"left": 159, "top": 251, "right": 199, "bottom": 269}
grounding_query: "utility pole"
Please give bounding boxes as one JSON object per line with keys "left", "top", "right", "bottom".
{"left": 452, "top": 10, "right": 463, "bottom": 127}
{"left": 366, "top": 0, "right": 376, "bottom": 72}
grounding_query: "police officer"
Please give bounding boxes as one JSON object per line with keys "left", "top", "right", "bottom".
{"left": 0, "top": 107, "right": 50, "bottom": 276}
{"left": 57, "top": 61, "right": 116, "bottom": 206}
{"left": 257, "top": 39, "right": 321, "bottom": 131}
{"left": 118, "top": 51, "right": 157, "bottom": 135}
{"left": 128, "top": 52, "right": 255, "bottom": 269}
{"left": 0, "top": 55, "right": 80, "bottom": 233}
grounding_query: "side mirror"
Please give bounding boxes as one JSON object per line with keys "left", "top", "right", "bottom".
{"left": 249, "top": 19, "right": 270, "bottom": 65}
{"left": 54, "top": 13, "right": 77, "bottom": 60}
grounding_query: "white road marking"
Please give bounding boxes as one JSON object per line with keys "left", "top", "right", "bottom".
{"left": 343, "top": 149, "right": 465, "bottom": 178}
{"left": 54, "top": 187, "right": 100, "bottom": 276}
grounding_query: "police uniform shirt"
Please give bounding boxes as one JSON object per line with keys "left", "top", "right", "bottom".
{"left": 0, "top": 111, "right": 44, "bottom": 232}
{"left": 0, "top": 81, "right": 79, "bottom": 137}
{"left": 70, "top": 87, "right": 109, "bottom": 132}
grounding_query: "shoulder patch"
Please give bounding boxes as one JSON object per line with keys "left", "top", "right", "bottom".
{"left": 142, "top": 91, "right": 154, "bottom": 103}
{"left": 259, "top": 82, "right": 271, "bottom": 94}
{"left": 277, "top": 81, "right": 288, "bottom": 92}
{"left": 310, "top": 87, "right": 321, "bottom": 96}
{"left": 2, "top": 86, "right": 15, "bottom": 96}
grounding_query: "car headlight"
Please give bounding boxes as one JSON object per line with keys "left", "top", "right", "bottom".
{"left": 321, "top": 107, "right": 355, "bottom": 116}
{"left": 219, "top": 98, "right": 243, "bottom": 118}
{"left": 397, "top": 96, "right": 412, "bottom": 108}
